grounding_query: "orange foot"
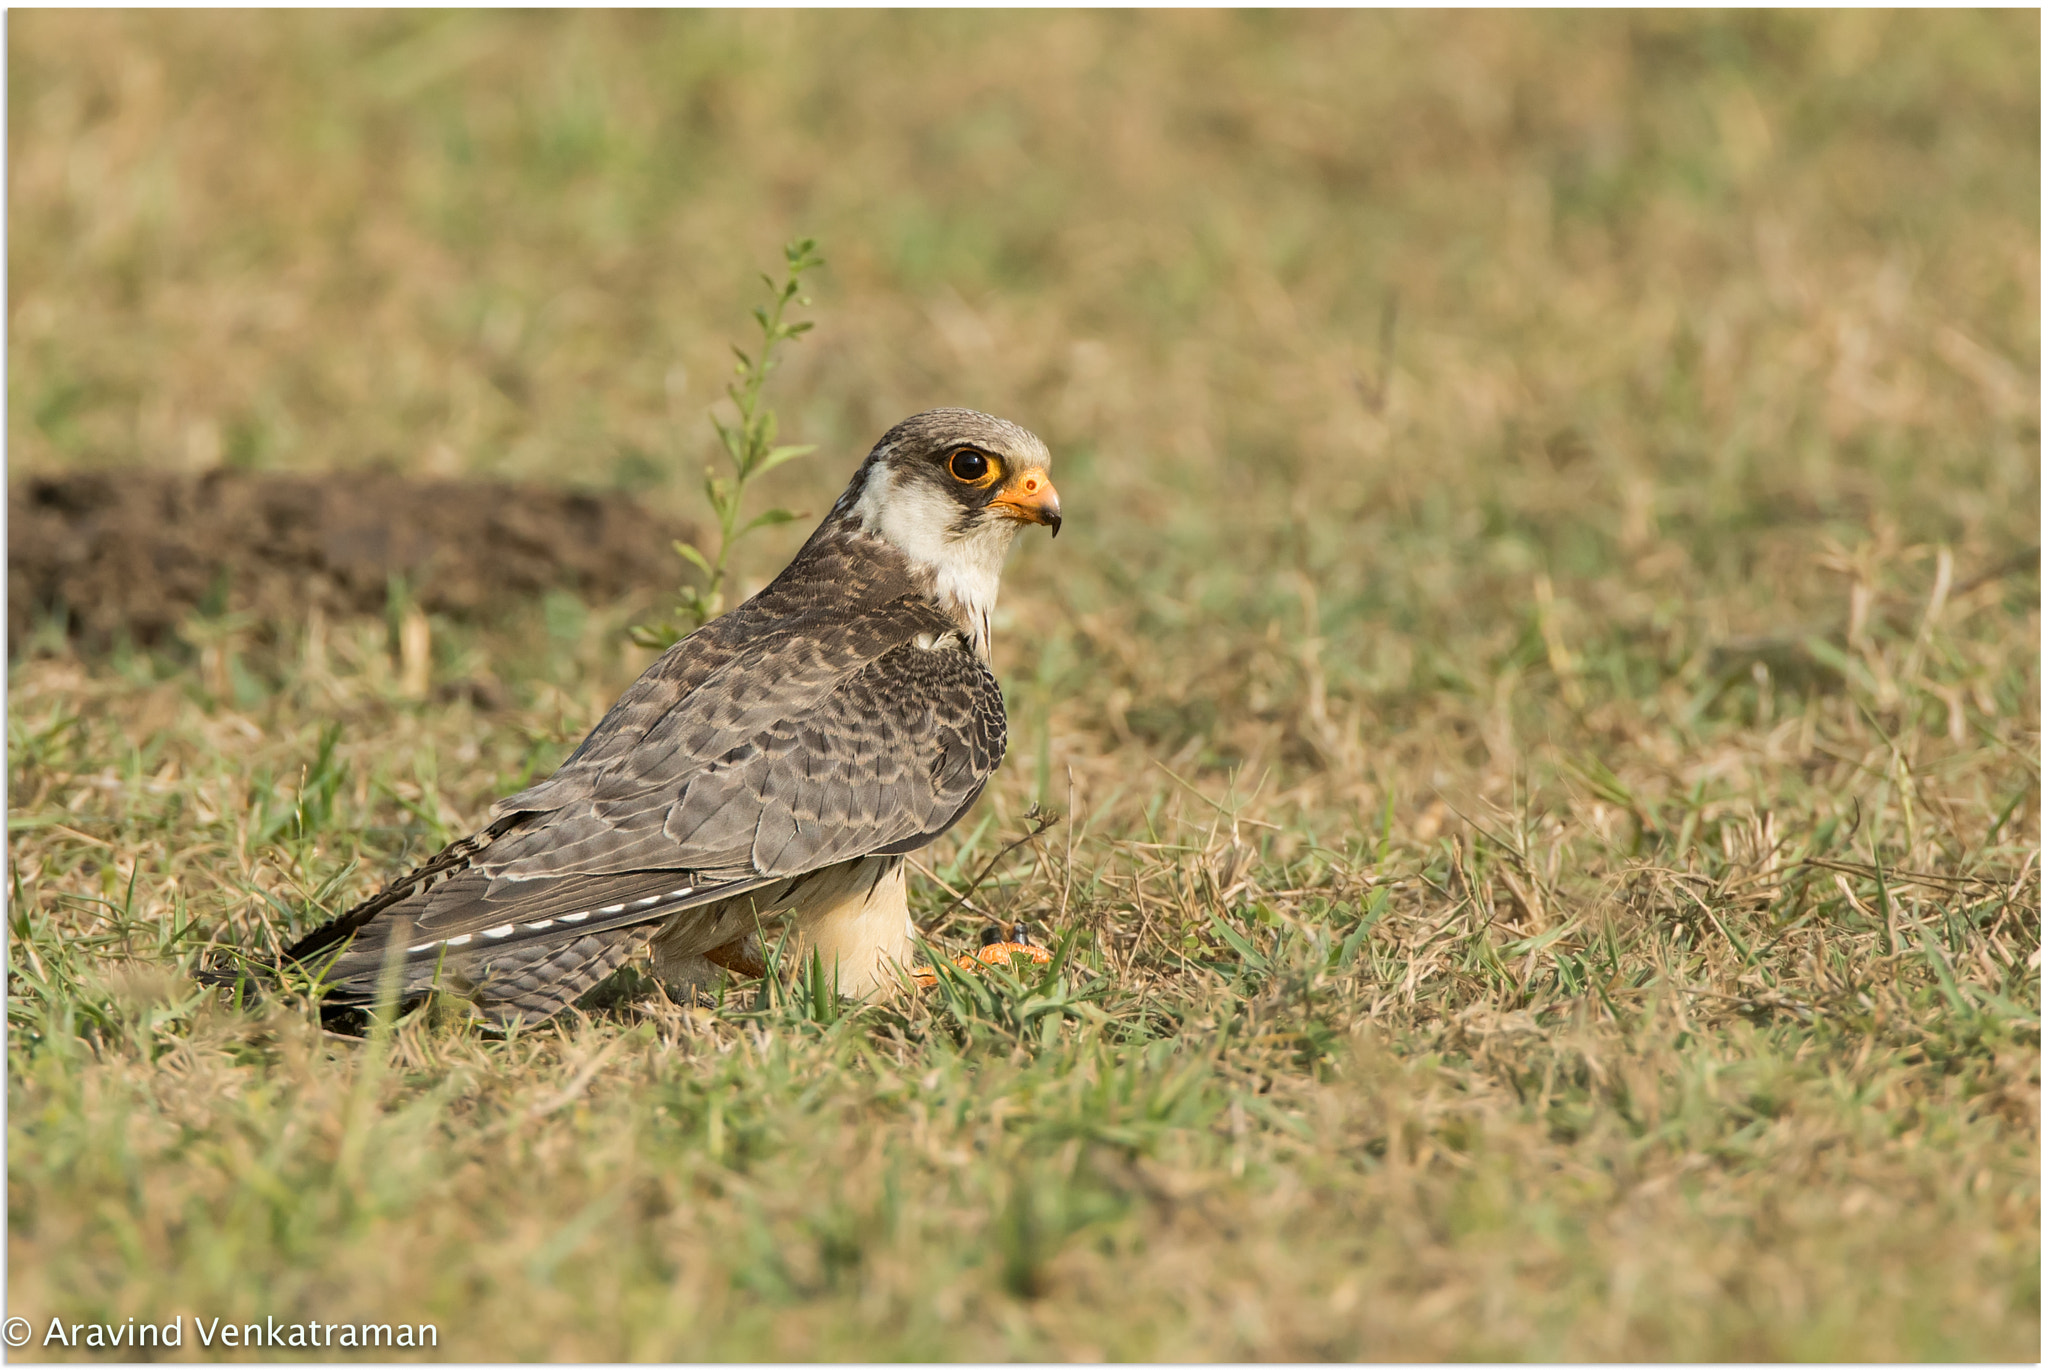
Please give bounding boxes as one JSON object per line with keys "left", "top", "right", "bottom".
{"left": 910, "top": 921, "right": 1053, "bottom": 988}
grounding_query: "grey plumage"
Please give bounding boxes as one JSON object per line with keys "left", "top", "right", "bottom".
{"left": 266, "top": 408, "right": 1059, "bottom": 1023}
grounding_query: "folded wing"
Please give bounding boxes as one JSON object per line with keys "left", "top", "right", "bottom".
{"left": 282, "top": 596, "right": 1005, "bottom": 1019}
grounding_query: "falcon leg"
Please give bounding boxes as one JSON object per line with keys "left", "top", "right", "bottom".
{"left": 646, "top": 856, "right": 912, "bottom": 1003}
{"left": 704, "top": 936, "right": 768, "bottom": 978}
{"left": 786, "top": 854, "right": 912, "bottom": 998}
{"left": 649, "top": 933, "right": 765, "bottom": 1005}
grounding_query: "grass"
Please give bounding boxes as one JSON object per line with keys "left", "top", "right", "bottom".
{"left": 7, "top": 10, "right": 2040, "bottom": 1360}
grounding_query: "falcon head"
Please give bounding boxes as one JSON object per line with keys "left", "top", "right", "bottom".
{"left": 836, "top": 408, "right": 1060, "bottom": 650}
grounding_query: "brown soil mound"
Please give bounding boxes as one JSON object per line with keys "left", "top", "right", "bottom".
{"left": 10, "top": 469, "right": 695, "bottom": 651}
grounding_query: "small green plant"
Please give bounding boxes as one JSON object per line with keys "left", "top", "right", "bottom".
{"left": 631, "top": 238, "right": 826, "bottom": 650}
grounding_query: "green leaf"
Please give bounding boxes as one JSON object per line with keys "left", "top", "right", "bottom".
{"left": 1030, "top": 924, "right": 1088, "bottom": 995}
{"left": 629, "top": 623, "right": 684, "bottom": 650}
{"left": 712, "top": 416, "right": 747, "bottom": 464}
{"left": 1338, "top": 886, "right": 1390, "bottom": 968}
{"left": 631, "top": 238, "right": 824, "bottom": 655}
{"left": 1499, "top": 918, "right": 1580, "bottom": 961}
{"left": 1802, "top": 635, "right": 1878, "bottom": 693}
{"left": 1569, "top": 753, "right": 1637, "bottom": 811}
{"left": 756, "top": 443, "right": 816, "bottom": 475}
{"left": 1208, "top": 911, "right": 1269, "bottom": 974}
{"left": 671, "top": 541, "right": 713, "bottom": 576}
{"left": 742, "top": 508, "right": 800, "bottom": 534}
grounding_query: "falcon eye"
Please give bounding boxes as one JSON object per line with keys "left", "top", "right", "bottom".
{"left": 947, "top": 448, "right": 991, "bottom": 483}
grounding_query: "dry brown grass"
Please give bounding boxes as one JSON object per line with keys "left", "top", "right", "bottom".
{"left": 8, "top": 11, "right": 2040, "bottom": 1360}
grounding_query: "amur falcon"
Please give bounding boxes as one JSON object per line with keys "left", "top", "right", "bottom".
{"left": 270, "top": 409, "right": 1060, "bottom": 1024}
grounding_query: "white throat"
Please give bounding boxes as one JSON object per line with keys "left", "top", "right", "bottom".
{"left": 851, "top": 464, "right": 1021, "bottom": 657}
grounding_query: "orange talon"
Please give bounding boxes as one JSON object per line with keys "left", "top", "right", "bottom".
{"left": 910, "top": 921, "right": 1053, "bottom": 988}
{"left": 975, "top": 940, "right": 1052, "bottom": 969}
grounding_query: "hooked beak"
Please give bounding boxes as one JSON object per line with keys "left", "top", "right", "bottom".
{"left": 991, "top": 468, "right": 1062, "bottom": 537}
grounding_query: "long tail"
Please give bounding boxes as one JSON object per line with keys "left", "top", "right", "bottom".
{"left": 203, "top": 823, "right": 770, "bottom": 1026}
{"left": 297, "top": 921, "right": 658, "bottom": 1026}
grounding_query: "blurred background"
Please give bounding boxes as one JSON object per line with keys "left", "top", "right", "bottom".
{"left": 12, "top": 10, "right": 2036, "bottom": 598}
{"left": 12, "top": 11, "right": 2038, "bottom": 788}
{"left": 5, "top": 13, "right": 2039, "bottom": 1358}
